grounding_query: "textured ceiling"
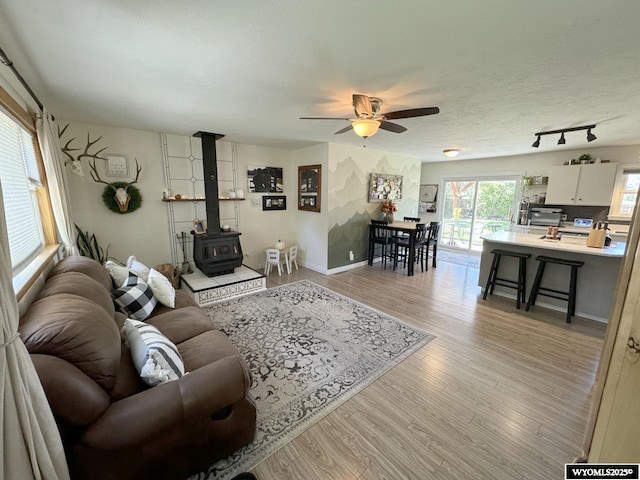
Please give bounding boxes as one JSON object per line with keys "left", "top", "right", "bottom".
{"left": 1, "top": 0, "right": 639, "bottom": 162}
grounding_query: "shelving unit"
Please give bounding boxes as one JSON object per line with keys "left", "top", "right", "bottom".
{"left": 161, "top": 197, "right": 245, "bottom": 202}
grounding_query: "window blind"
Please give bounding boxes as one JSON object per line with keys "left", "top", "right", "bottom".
{"left": 0, "top": 107, "right": 44, "bottom": 272}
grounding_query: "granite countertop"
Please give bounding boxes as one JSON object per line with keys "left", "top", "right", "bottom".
{"left": 481, "top": 231, "right": 626, "bottom": 257}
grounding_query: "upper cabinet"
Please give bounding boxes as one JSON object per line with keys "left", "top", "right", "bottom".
{"left": 545, "top": 163, "right": 618, "bottom": 206}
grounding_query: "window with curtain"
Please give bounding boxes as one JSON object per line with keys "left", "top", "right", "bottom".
{"left": 0, "top": 106, "right": 45, "bottom": 274}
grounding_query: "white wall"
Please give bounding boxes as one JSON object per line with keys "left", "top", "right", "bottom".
{"left": 292, "top": 144, "right": 329, "bottom": 273}
{"left": 62, "top": 121, "right": 171, "bottom": 267}
{"left": 234, "top": 142, "right": 296, "bottom": 270}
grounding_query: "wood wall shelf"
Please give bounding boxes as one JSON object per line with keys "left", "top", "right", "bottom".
{"left": 162, "top": 197, "right": 246, "bottom": 202}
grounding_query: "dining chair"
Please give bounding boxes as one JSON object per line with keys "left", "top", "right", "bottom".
{"left": 427, "top": 221, "right": 440, "bottom": 268}
{"left": 264, "top": 248, "right": 284, "bottom": 276}
{"left": 370, "top": 220, "right": 392, "bottom": 269}
{"left": 288, "top": 245, "right": 299, "bottom": 271}
{"left": 393, "top": 223, "right": 427, "bottom": 271}
{"left": 396, "top": 216, "right": 421, "bottom": 240}
{"left": 415, "top": 223, "right": 431, "bottom": 272}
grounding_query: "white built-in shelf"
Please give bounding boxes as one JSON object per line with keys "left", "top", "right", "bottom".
{"left": 162, "top": 197, "right": 246, "bottom": 202}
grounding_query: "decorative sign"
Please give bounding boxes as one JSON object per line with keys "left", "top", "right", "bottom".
{"left": 106, "top": 155, "right": 129, "bottom": 177}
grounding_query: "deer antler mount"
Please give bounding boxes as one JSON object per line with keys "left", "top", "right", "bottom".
{"left": 59, "top": 125, "right": 143, "bottom": 213}
{"left": 89, "top": 158, "right": 143, "bottom": 214}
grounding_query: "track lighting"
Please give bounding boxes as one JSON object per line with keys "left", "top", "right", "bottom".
{"left": 532, "top": 135, "right": 541, "bottom": 148}
{"left": 531, "top": 124, "right": 597, "bottom": 148}
{"left": 558, "top": 132, "right": 566, "bottom": 145}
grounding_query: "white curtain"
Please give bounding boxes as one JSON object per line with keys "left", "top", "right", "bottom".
{"left": 0, "top": 181, "right": 70, "bottom": 479}
{"left": 36, "top": 109, "right": 78, "bottom": 257}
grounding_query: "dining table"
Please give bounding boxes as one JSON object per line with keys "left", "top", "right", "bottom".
{"left": 368, "top": 220, "right": 421, "bottom": 276}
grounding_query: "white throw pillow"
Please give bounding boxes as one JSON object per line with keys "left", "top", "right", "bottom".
{"left": 122, "top": 318, "right": 185, "bottom": 386}
{"left": 104, "top": 260, "right": 129, "bottom": 287}
{"left": 147, "top": 268, "right": 176, "bottom": 308}
{"left": 126, "top": 255, "right": 150, "bottom": 282}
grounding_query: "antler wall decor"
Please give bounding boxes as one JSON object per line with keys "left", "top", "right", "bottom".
{"left": 58, "top": 124, "right": 110, "bottom": 177}
{"left": 58, "top": 124, "right": 144, "bottom": 213}
{"left": 89, "top": 159, "right": 143, "bottom": 213}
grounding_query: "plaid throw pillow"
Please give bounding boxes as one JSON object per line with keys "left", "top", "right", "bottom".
{"left": 112, "top": 271, "right": 157, "bottom": 320}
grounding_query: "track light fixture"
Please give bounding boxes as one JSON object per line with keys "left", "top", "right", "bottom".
{"left": 558, "top": 132, "right": 566, "bottom": 145}
{"left": 531, "top": 135, "right": 541, "bottom": 148}
{"left": 531, "top": 124, "right": 597, "bottom": 148}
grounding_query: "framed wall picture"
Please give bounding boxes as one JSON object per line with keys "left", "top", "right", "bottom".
{"left": 369, "top": 173, "right": 403, "bottom": 202}
{"left": 298, "top": 165, "right": 321, "bottom": 212}
{"left": 106, "top": 154, "right": 129, "bottom": 177}
{"left": 262, "top": 195, "right": 287, "bottom": 211}
{"left": 418, "top": 184, "right": 438, "bottom": 213}
{"left": 247, "top": 166, "right": 283, "bottom": 192}
{"left": 420, "top": 184, "right": 438, "bottom": 202}
{"left": 193, "top": 220, "right": 206, "bottom": 235}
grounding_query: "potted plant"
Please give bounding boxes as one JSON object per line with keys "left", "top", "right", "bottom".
{"left": 579, "top": 153, "right": 592, "bottom": 164}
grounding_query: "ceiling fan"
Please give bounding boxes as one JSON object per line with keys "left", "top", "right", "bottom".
{"left": 300, "top": 94, "right": 439, "bottom": 138}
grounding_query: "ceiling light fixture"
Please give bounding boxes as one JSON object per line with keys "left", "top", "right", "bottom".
{"left": 532, "top": 135, "right": 541, "bottom": 148}
{"left": 351, "top": 118, "right": 380, "bottom": 138}
{"left": 557, "top": 132, "right": 566, "bottom": 145}
{"left": 531, "top": 124, "right": 597, "bottom": 148}
{"left": 443, "top": 149, "right": 460, "bottom": 158}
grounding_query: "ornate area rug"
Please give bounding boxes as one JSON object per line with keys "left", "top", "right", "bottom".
{"left": 190, "top": 280, "right": 434, "bottom": 480}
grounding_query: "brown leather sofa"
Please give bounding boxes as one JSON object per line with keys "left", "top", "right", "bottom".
{"left": 18, "top": 256, "right": 256, "bottom": 480}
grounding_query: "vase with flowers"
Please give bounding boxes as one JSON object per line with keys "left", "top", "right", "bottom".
{"left": 381, "top": 199, "right": 398, "bottom": 223}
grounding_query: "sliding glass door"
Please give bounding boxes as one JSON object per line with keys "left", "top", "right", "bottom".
{"left": 441, "top": 177, "right": 517, "bottom": 251}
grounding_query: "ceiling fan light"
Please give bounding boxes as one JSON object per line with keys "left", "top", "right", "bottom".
{"left": 443, "top": 149, "right": 460, "bottom": 158}
{"left": 352, "top": 119, "right": 380, "bottom": 138}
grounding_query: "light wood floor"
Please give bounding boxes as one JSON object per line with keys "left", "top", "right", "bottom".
{"left": 251, "top": 257, "right": 606, "bottom": 480}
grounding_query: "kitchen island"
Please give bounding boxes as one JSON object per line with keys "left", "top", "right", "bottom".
{"left": 480, "top": 231, "right": 626, "bottom": 321}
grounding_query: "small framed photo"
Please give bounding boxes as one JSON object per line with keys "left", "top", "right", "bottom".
{"left": 193, "top": 220, "right": 207, "bottom": 235}
{"left": 262, "top": 195, "right": 287, "bottom": 211}
{"left": 106, "top": 154, "right": 129, "bottom": 177}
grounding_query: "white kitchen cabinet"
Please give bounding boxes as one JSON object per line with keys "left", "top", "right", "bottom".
{"left": 545, "top": 163, "right": 618, "bottom": 205}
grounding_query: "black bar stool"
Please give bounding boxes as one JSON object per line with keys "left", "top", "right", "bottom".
{"left": 483, "top": 249, "right": 531, "bottom": 309}
{"left": 525, "top": 255, "right": 584, "bottom": 323}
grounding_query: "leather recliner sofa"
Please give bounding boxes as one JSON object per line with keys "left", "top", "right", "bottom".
{"left": 18, "top": 256, "right": 256, "bottom": 480}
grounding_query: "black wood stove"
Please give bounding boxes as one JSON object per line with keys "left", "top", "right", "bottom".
{"left": 192, "top": 132, "right": 243, "bottom": 277}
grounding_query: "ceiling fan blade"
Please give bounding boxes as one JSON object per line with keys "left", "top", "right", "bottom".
{"left": 383, "top": 107, "right": 440, "bottom": 120}
{"left": 352, "top": 94, "right": 373, "bottom": 117}
{"left": 300, "top": 117, "right": 352, "bottom": 120}
{"left": 379, "top": 121, "right": 407, "bottom": 134}
{"left": 334, "top": 125, "right": 354, "bottom": 135}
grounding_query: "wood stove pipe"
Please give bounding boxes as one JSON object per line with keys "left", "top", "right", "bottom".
{"left": 193, "top": 131, "right": 224, "bottom": 233}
